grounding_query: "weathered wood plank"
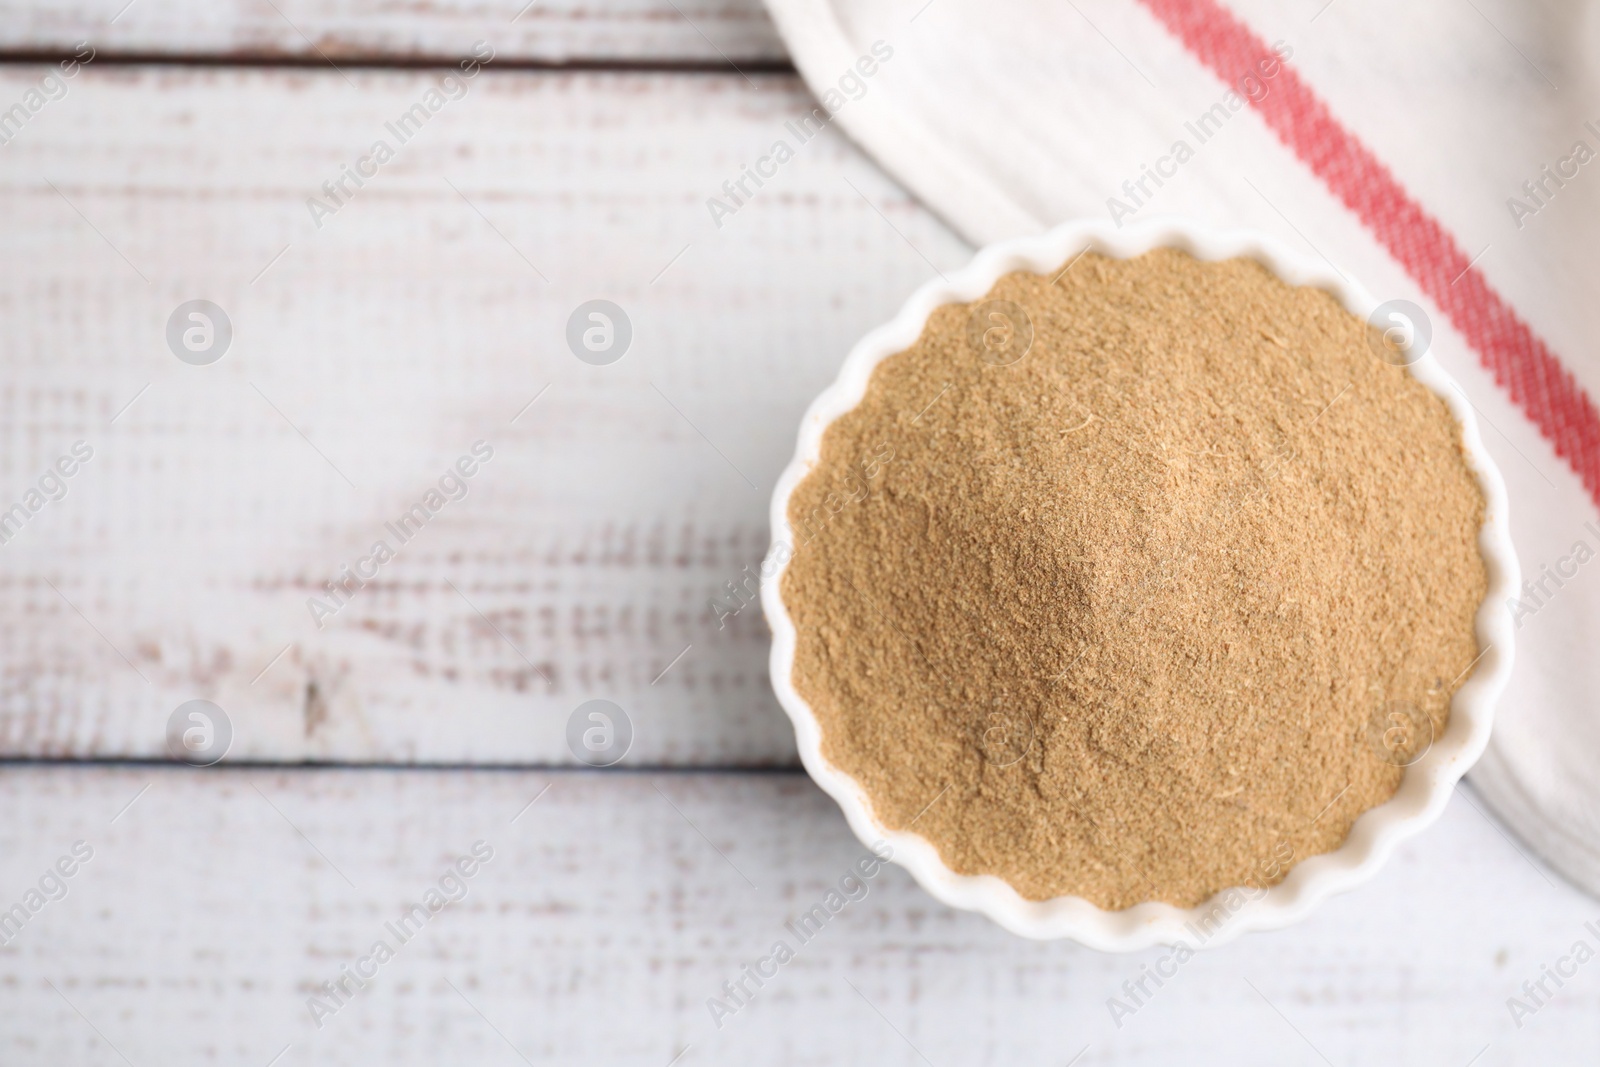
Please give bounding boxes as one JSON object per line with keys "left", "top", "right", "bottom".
{"left": 0, "top": 65, "right": 972, "bottom": 763}
{"left": 0, "top": 0, "right": 786, "bottom": 65}
{"left": 0, "top": 766, "right": 1589, "bottom": 1064}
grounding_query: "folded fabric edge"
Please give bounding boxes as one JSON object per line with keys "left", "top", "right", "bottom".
{"left": 1470, "top": 750, "right": 1600, "bottom": 900}
{"left": 760, "top": 0, "right": 1043, "bottom": 246}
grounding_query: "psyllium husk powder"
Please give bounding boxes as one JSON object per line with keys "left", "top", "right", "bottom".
{"left": 781, "top": 249, "right": 1487, "bottom": 909}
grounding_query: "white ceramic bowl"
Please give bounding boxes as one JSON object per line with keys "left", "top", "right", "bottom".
{"left": 761, "top": 216, "right": 1518, "bottom": 950}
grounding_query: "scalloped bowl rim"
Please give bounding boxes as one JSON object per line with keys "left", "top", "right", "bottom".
{"left": 760, "top": 215, "right": 1518, "bottom": 950}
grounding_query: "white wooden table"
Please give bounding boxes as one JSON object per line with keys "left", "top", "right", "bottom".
{"left": 0, "top": 3, "right": 1593, "bottom": 1063}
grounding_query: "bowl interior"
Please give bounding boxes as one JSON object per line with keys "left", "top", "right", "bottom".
{"left": 760, "top": 216, "right": 1518, "bottom": 949}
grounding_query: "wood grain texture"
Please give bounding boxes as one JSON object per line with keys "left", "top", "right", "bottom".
{"left": 0, "top": 0, "right": 786, "bottom": 65}
{"left": 0, "top": 65, "right": 971, "bottom": 764}
{"left": 0, "top": 766, "right": 1589, "bottom": 1065}
{"left": 0, "top": 6, "right": 1570, "bottom": 1060}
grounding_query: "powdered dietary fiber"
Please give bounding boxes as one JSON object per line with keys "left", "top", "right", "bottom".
{"left": 781, "top": 249, "right": 1487, "bottom": 909}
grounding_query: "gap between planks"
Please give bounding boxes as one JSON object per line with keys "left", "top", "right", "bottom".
{"left": 0, "top": 757, "right": 806, "bottom": 774}
{"left": 0, "top": 49, "right": 796, "bottom": 73}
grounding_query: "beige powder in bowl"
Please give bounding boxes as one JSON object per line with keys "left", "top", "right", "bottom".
{"left": 780, "top": 248, "right": 1487, "bottom": 909}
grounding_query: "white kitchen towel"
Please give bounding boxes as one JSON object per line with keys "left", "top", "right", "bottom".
{"left": 762, "top": 0, "right": 1600, "bottom": 895}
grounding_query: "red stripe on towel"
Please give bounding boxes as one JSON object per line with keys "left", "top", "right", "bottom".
{"left": 1139, "top": 0, "right": 1600, "bottom": 506}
